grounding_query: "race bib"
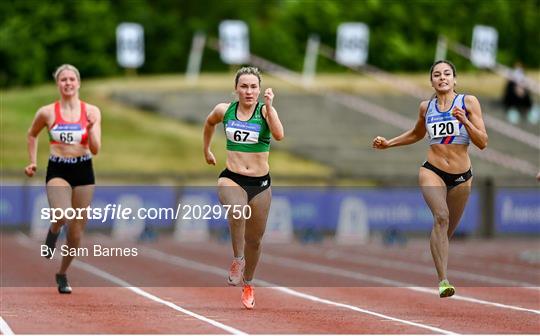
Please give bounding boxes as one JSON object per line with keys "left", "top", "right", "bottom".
{"left": 426, "top": 116, "right": 460, "bottom": 139}
{"left": 50, "top": 124, "right": 84, "bottom": 144}
{"left": 225, "top": 120, "right": 260, "bottom": 144}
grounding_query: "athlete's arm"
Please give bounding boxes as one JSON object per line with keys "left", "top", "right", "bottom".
{"left": 372, "top": 101, "right": 428, "bottom": 149}
{"left": 452, "top": 95, "right": 488, "bottom": 150}
{"left": 87, "top": 105, "right": 102, "bottom": 155}
{"left": 262, "top": 88, "right": 284, "bottom": 141}
{"left": 203, "top": 103, "right": 227, "bottom": 165}
{"left": 25, "top": 107, "right": 49, "bottom": 177}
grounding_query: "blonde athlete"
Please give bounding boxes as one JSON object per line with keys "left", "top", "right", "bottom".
{"left": 25, "top": 64, "right": 101, "bottom": 294}
{"left": 372, "top": 60, "right": 488, "bottom": 297}
{"left": 203, "top": 67, "right": 284, "bottom": 309}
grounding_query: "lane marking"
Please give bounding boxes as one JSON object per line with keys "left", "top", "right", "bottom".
{"left": 357, "top": 244, "right": 540, "bottom": 277}
{"left": 265, "top": 284, "right": 456, "bottom": 335}
{"left": 72, "top": 261, "right": 248, "bottom": 335}
{"left": 100, "top": 238, "right": 540, "bottom": 315}
{"left": 14, "top": 234, "right": 246, "bottom": 335}
{"left": 174, "top": 240, "right": 540, "bottom": 315}
{"left": 261, "top": 253, "right": 540, "bottom": 315}
{"left": 111, "top": 237, "right": 540, "bottom": 316}
{"left": 0, "top": 316, "right": 15, "bottom": 335}
{"left": 321, "top": 249, "right": 539, "bottom": 288}
{"left": 140, "top": 247, "right": 458, "bottom": 335}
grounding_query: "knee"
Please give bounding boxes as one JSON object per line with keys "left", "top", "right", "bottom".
{"left": 52, "top": 218, "right": 69, "bottom": 228}
{"left": 433, "top": 211, "right": 449, "bottom": 228}
{"left": 67, "top": 227, "right": 83, "bottom": 243}
{"left": 245, "top": 237, "right": 262, "bottom": 250}
{"left": 228, "top": 218, "right": 245, "bottom": 227}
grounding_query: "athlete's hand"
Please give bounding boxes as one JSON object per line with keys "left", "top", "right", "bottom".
{"left": 372, "top": 136, "right": 389, "bottom": 149}
{"left": 24, "top": 163, "right": 37, "bottom": 177}
{"left": 451, "top": 106, "right": 468, "bottom": 124}
{"left": 87, "top": 112, "right": 97, "bottom": 131}
{"left": 87, "top": 119, "right": 95, "bottom": 131}
{"left": 205, "top": 151, "right": 216, "bottom": 165}
{"left": 264, "top": 88, "right": 274, "bottom": 107}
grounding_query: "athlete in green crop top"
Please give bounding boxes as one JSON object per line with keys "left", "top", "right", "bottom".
{"left": 203, "top": 67, "right": 284, "bottom": 309}
{"left": 222, "top": 101, "right": 271, "bottom": 153}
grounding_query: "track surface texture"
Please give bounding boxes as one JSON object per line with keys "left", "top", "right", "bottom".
{"left": 1, "top": 232, "right": 539, "bottom": 334}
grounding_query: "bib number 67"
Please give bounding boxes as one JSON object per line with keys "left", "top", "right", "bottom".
{"left": 234, "top": 130, "right": 249, "bottom": 142}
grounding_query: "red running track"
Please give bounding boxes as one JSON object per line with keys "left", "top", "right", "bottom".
{"left": 1, "top": 232, "right": 539, "bottom": 334}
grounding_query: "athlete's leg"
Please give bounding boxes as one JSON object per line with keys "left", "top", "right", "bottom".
{"left": 446, "top": 178, "right": 473, "bottom": 239}
{"left": 243, "top": 187, "right": 271, "bottom": 282}
{"left": 218, "top": 178, "right": 248, "bottom": 258}
{"left": 46, "top": 178, "right": 72, "bottom": 233}
{"left": 419, "top": 168, "right": 450, "bottom": 282}
{"left": 58, "top": 184, "right": 94, "bottom": 274}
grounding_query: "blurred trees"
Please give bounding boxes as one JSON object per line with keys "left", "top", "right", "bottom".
{"left": 1, "top": 0, "right": 538, "bottom": 87}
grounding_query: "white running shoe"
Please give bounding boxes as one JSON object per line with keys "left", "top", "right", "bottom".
{"left": 227, "top": 258, "right": 245, "bottom": 286}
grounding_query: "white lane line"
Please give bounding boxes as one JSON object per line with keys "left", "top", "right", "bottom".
{"left": 72, "top": 261, "right": 247, "bottom": 335}
{"left": 365, "top": 246, "right": 540, "bottom": 277}
{"left": 14, "top": 234, "right": 246, "bottom": 335}
{"left": 262, "top": 283, "right": 456, "bottom": 335}
{"left": 450, "top": 250, "right": 540, "bottom": 276}
{"left": 261, "top": 253, "right": 540, "bottom": 315}
{"left": 0, "top": 316, "right": 15, "bottom": 335}
{"left": 177, "top": 241, "right": 540, "bottom": 314}
{"left": 141, "top": 247, "right": 458, "bottom": 335}
{"left": 296, "top": 237, "right": 540, "bottom": 277}
{"left": 321, "top": 250, "right": 539, "bottom": 288}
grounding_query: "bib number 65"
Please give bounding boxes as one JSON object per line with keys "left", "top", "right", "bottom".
{"left": 60, "top": 132, "right": 74, "bottom": 143}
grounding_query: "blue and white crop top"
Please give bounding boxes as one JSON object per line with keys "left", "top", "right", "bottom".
{"left": 425, "top": 94, "right": 470, "bottom": 145}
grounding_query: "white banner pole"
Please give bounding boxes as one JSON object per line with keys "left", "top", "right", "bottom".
{"left": 302, "top": 34, "right": 320, "bottom": 86}
{"left": 186, "top": 31, "right": 206, "bottom": 83}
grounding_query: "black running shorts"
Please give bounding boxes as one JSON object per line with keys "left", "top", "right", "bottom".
{"left": 46, "top": 154, "right": 95, "bottom": 187}
{"left": 421, "top": 161, "right": 472, "bottom": 189}
{"left": 219, "top": 168, "right": 271, "bottom": 202}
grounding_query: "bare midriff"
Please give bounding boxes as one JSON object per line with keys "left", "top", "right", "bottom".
{"left": 426, "top": 144, "right": 470, "bottom": 173}
{"left": 50, "top": 144, "right": 90, "bottom": 158}
{"left": 226, "top": 151, "right": 270, "bottom": 177}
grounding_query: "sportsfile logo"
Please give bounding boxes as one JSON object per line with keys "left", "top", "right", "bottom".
{"left": 40, "top": 203, "right": 252, "bottom": 223}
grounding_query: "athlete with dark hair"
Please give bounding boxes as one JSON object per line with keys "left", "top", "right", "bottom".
{"left": 373, "top": 60, "right": 488, "bottom": 297}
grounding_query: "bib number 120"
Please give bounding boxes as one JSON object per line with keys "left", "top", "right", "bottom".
{"left": 431, "top": 121, "right": 458, "bottom": 138}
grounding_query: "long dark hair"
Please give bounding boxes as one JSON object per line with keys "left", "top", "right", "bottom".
{"left": 429, "top": 60, "right": 457, "bottom": 99}
{"left": 430, "top": 60, "right": 456, "bottom": 80}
